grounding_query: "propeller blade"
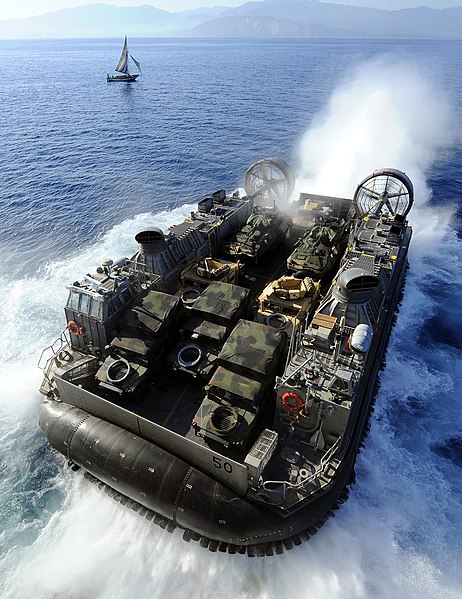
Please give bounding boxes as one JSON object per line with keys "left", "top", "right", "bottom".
{"left": 385, "top": 199, "right": 396, "bottom": 215}
{"left": 386, "top": 191, "right": 407, "bottom": 199}
{"left": 362, "top": 188, "right": 382, "bottom": 199}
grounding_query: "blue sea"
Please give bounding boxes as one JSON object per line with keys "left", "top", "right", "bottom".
{"left": 0, "top": 37, "right": 461, "bottom": 598}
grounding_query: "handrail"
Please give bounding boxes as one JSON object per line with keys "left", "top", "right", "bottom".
{"left": 37, "top": 328, "right": 70, "bottom": 383}
{"left": 284, "top": 318, "right": 299, "bottom": 371}
{"left": 261, "top": 437, "right": 341, "bottom": 500}
{"left": 37, "top": 329, "right": 69, "bottom": 370}
{"left": 125, "top": 260, "right": 163, "bottom": 282}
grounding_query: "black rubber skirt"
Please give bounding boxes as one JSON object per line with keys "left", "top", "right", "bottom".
{"left": 39, "top": 398, "right": 350, "bottom": 554}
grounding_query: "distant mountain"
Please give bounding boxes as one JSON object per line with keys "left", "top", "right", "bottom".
{"left": 188, "top": 0, "right": 462, "bottom": 39}
{"left": 0, "top": 3, "right": 219, "bottom": 39}
{"left": 187, "top": 14, "right": 365, "bottom": 38}
{"left": 0, "top": 1, "right": 461, "bottom": 40}
{"left": 178, "top": 6, "right": 235, "bottom": 18}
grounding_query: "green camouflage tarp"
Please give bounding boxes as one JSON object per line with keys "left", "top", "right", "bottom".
{"left": 237, "top": 213, "right": 273, "bottom": 241}
{"left": 119, "top": 290, "right": 180, "bottom": 336}
{"left": 110, "top": 336, "right": 151, "bottom": 357}
{"left": 231, "top": 210, "right": 290, "bottom": 259}
{"left": 141, "top": 290, "right": 179, "bottom": 320}
{"left": 183, "top": 316, "right": 228, "bottom": 341}
{"left": 207, "top": 365, "right": 262, "bottom": 404}
{"left": 308, "top": 224, "right": 339, "bottom": 246}
{"left": 218, "top": 319, "right": 284, "bottom": 379}
{"left": 192, "top": 281, "right": 250, "bottom": 323}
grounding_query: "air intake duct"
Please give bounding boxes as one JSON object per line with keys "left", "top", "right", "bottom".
{"left": 333, "top": 268, "right": 379, "bottom": 304}
{"left": 135, "top": 228, "right": 167, "bottom": 255}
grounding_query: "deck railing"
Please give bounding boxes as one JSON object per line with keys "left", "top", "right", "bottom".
{"left": 37, "top": 328, "right": 70, "bottom": 383}
{"left": 260, "top": 437, "right": 341, "bottom": 502}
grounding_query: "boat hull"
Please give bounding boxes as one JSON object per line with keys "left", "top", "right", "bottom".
{"left": 107, "top": 74, "right": 139, "bottom": 82}
{"left": 39, "top": 396, "right": 353, "bottom": 554}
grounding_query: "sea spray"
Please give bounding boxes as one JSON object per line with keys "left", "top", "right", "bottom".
{"left": 293, "top": 56, "right": 456, "bottom": 206}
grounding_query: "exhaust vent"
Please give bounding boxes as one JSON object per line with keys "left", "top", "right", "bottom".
{"left": 135, "top": 228, "right": 166, "bottom": 254}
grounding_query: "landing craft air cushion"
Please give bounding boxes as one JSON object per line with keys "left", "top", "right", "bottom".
{"left": 38, "top": 159, "right": 413, "bottom": 556}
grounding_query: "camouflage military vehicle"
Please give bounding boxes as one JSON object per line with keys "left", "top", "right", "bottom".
{"left": 39, "top": 160, "right": 413, "bottom": 556}
{"left": 96, "top": 289, "right": 183, "bottom": 396}
{"left": 226, "top": 206, "right": 291, "bottom": 263}
{"left": 181, "top": 257, "right": 242, "bottom": 289}
{"left": 167, "top": 280, "right": 251, "bottom": 379}
{"left": 287, "top": 218, "right": 349, "bottom": 279}
{"left": 192, "top": 319, "right": 285, "bottom": 453}
{"left": 255, "top": 275, "right": 320, "bottom": 344}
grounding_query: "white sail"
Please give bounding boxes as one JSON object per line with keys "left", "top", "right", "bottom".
{"left": 129, "top": 53, "right": 141, "bottom": 73}
{"left": 115, "top": 36, "right": 129, "bottom": 74}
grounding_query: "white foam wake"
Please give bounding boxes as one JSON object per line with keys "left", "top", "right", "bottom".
{"left": 1, "top": 58, "right": 461, "bottom": 599}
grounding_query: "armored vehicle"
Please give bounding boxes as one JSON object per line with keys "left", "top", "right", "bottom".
{"left": 39, "top": 160, "right": 413, "bottom": 556}
{"left": 287, "top": 210, "right": 351, "bottom": 279}
{"left": 226, "top": 205, "right": 292, "bottom": 263}
{"left": 255, "top": 275, "right": 320, "bottom": 343}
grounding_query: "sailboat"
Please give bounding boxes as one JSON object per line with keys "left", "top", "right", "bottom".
{"left": 107, "top": 36, "right": 141, "bottom": 82}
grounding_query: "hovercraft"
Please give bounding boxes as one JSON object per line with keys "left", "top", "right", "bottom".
{"left": 39, "top": 160, "right": 413, "bottom": 555}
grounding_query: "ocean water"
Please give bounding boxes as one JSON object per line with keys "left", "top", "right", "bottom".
{"left": 0, "top": 37, "right": 461, "bottom": 598}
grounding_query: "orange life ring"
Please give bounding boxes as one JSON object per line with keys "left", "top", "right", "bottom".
{"left": 281, "top": 391, "right": 304, "bottom": 412}
{"left": 344, "top": 336, "right": 351, "bottom": 352}
{"left": 67, "top": 320, "right": 84, "bottom": 336}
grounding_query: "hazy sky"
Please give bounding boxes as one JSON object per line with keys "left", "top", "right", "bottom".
{"left": 1, "top": 1, "right": 461, "bottom": 22}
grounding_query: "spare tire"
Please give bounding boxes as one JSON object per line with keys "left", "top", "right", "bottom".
{"left": 106, "top": 359, "right": 131, "bottom": 384}
{"left": 180, "top": 287, "right": 201, "bottom": 306}
{"left": 177, "top": 343, "right": 203, "bottom": 368}
{"left": 265, "top": 313, "right": 290, "bottom": 330}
